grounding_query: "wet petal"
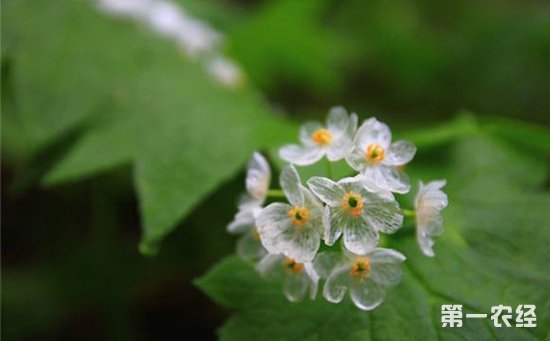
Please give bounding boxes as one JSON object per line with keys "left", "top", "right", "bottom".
{"left": 279, "top": 144, "right": 324, "bottom": 166}
{"left": 325, "top": 207, "right": 346, "bottom": 245}
{"left": 415, "top": 180, "right": 448, "bottom": 211}
{"left": 283, "top": 272, "right": 310, "bottom": 302}
{"left": 415, "top": 180, "right": 448, "bottom": 257}
{"left": 227, "top": 206, "right": 256, "bottom": 233}
{"left": 256, "top": 202, "right": 293, "bottom": 254}
{"left": 343, "top": 217, "right": 379, "bottom": 255}
{"left": 327, "top": 106, "right": 350, "bottom": 139}
{"left": 326, "top": 138, "right": 353, "bottom": 161}
{"left": 363, "top": 166, "right": 411, "bottom": 194}
{"left": 369, "top": 248, "right": 407, "bottom": 263}
{"left": 384, "top": 140, "right": 416, "bottom": 166}
{"left": 362, "top": 198, "right": 403, "bottom": 234}
{"left": 279, "top": 224, "right": 321, "bottom": 262}
{"left": 304, "top": 263, "right": 320, "bottom": 299}
{"left": 236, "top": 230, "right": 266, "bottom": 261}
{"left": 307, "top": 177, "right": 345, "bottom": 207}
{"left": 314, "top": 251, "right": 343, "bottom": 278}
{"left": 349, "top": 278, "right": 386, "bottom": 311}
{"left": 345, "top": 146, "right": 367, "bottom": 172}
{"left": 323, "top": 266, "right": 350, "bottom": 304}
{"left": 347, "top": 113, "right": 358, "bottom": 137}
{"left": 417, "top": 228, "right": 436, "bottom": 257}
{"left": 256, "top": 253, "right": 285, "bottom": 279}
{"left": 246, "top": 152, "right": 271, "bottom": 202}
{"left": 280, "top": 165, "right": 304, "bottom": 206}
{"left": 301, "top": 185, "right": 323, "bottom": 208}
{"left": 355, "top": 118, "right": 392, "bottom": 150}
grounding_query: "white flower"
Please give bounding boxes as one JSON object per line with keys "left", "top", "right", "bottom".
{"left": 279, "top": 107, "right": 358, "bottom": 166}
{"left": 244, "top": 152, "right": 271, "bottom": 204}
{"left": 257, "top": 254, "right": 319, "bottom": 302}
{"left": 307, "top": 177, "right": 403, "bottom": 255}
{"left": 206, "top": 56, "right": 244, "bottom": 88}
{"left": 227, "top": 152, "right": 271, "bottom": 260}
{"left": 256, "top": 165, "right": 327, "bottom": 262}
{"left": 96, "top": 0, "right": 150, "bottom": 19}
{"left": 346, "top": 118, "right": 416, "bottom": 194}
{"left": 146, "top": 1, "right": 221, "bottom": 57}
{"left": 415, "top": 180, "right": 448, "bottom": 257}
{"left": 315, "top": 248, "right": 406, "bottom": 311}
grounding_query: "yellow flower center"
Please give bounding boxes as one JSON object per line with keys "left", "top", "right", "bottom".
{"left": 342, "top": 191, "right": 363, "bottom": 217}
{"left": 283, "top": 257, "right": 305, "bottom": 274}
{"left": 311, "top": 128, "right": 333, "bottom": 146}
{"left": 365, "top": 144, "right": 385, "bottom": 164}
{"left": 350, "top": 257, "right": 371, "bottom": 280}
{"left": 288, "top": 206, "right": 310, "bottom": 227}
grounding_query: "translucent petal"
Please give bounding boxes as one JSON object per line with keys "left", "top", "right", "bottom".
{"left": 415, "top": 180, "right": 448, "bottom": 211}
{"left": 323, "top": 266, "right": 350, "bottom": 303}
{"left": 354, "top": 117, "right": 392, "bottom": 150}
{"left": 326, "top": 137, "right": 353, "bottom": 161}
{"left": 279, "top": 222, "right": 321, "bottom": 262}
{"left": 368, "top": 249, "right": 405, "bottom": 287}
{"left": 384, "top": 140, "right": 416, "bottom": 166}
{"left": 301, "top": 185, "right": 323, "bottom": 208}
{"left": 227, "top": 206, "right": 256, "bottom": 234}
{"left": 416, "top": 208, "right": 444, "bottom": 257}
{"left": 284, "top": 272, "right": 310, "bottom": 302}
{"left": 256, "top": 202, "right": 293, "bottom": 254}
{"left": 345, "top": 146, "right": 367, "bottom": 172}
{"left": 343, "top": 217, "right": 379, "bottom": 255}
{"left": 417, "top": 228, "right": 435, "bottom": 257}
{"left": 415, "top": 180, "right": 448, "bottom": 257}
{"left": 307, "top": 177, "right": 344, "bottom": 207}
{"left": 236, "top": 230, "right": 267, "bottom": 261}
{"left": 325, "top": 207, "right": 346, "bottom": 245}
{"left": 279, "top": 144, "right": 324, "bottom": 166}
{"left": 304, "top": 263, "right": 320, "bottom": 299}
{"left": 314, "top": 251, "right": 343, "bottom": 278}
{"left": 347, "top": 113, "right": 358, "bottom": 137}
{"left": 362, "top": 199, "right": 403, "bottom": 234}
{"left": 349, "top": 278, "right": 386, "bottom": 311}
{"left": 368, "top": 248, "right": 407, "bottom": 264}
{"left": 279, "top": 165, "right": 304, "bottom": 206}
{"left": 246, "top": 152, "right": 271, "bottom": 202}
{"left": 327, "top": 106, "right": 350, "bottom": 139}
{"left": 363, "top": 166, "right": 411, "bottom": 194}
{"left": 256, "top": 253, "right": 285, "bottom": 279}
{"left": 299, "top": 121, "right": 324, "bottom": 147}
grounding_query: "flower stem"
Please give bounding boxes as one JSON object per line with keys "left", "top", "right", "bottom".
{"left": 267, "top": 189, "right": 286, "bottom": 198}
{"left": 325, "top": 158, "right": 334, "bottom": 179}
{"left": 402, "top": 208, "right": 416, "bottom": 217}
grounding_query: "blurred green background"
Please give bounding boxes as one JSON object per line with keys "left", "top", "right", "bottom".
{"left": 2, "top": 0, "right": 549, "bottom": 340}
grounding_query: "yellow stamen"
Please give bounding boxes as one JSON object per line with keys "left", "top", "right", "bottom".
{"left": 311, "top": 128, "right": 333, "bottom": 146}
{"left": 342, "top": 191, "right": 363, "bottom": 217}
{"left": 283, "top": 257, "right": 305, "bottom": 274}
{"left": 288, "top": 206, "right": 310, "bottom": 227}
{"left": 365, "top": 144, "right": 385, "bottom": 164}
{"left": 350, "top": 257, "right": 371, "bottom": 280}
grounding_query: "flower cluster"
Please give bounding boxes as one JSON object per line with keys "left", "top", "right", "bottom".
{"left": 228, "top": 107, "right": 448, "bottom": 311}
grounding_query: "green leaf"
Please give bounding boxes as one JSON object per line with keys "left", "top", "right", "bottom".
{"left": 198, "top": 134, "right": 549, "bottom": 340}
{"left": 4, "top": 1, "right": 295, "bottom": 249}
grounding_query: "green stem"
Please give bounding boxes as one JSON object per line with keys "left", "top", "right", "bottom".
{"left": 267, "top": 189, "right": 286, "bottom": 198}
{"left": 325, "top": 158, "right": 334, "bottom": 179}
{"left": 402, "top": 208, "right": 416, "bottom": 218}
